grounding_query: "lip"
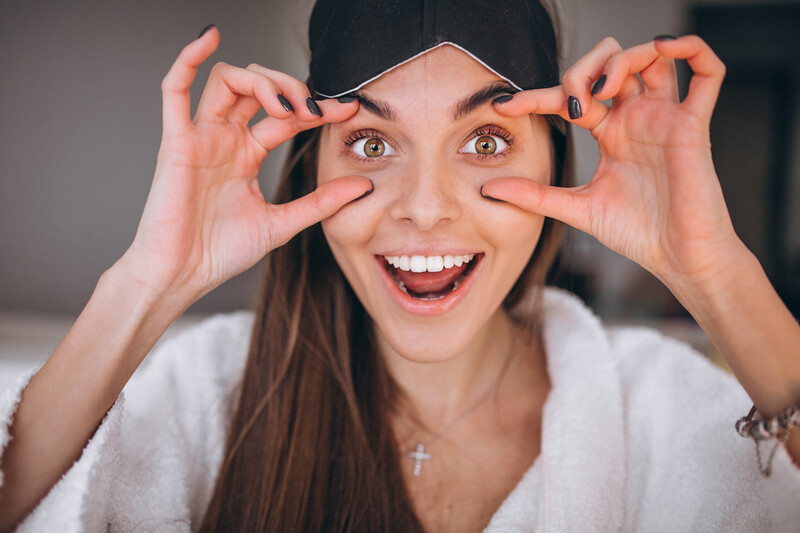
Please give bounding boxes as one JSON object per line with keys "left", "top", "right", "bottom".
{"left": 376, "top": 248, "right": 482, "bottom": 257}
{"left": 374, "top": 253, "right": 484, "bottom": 317}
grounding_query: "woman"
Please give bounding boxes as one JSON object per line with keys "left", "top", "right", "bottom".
{"left": 1, "top": 0, "right": 799, "bottom": 530}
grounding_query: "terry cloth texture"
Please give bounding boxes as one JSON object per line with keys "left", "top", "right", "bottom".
{"left": 2, "top": 289, "right": 799, "bottom": 531}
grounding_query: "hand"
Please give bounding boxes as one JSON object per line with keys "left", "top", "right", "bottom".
{"left": 483, "top": 36, "right": 739, "bottom": 286}
{"left": 121, "top": 27, "right": 371, "bottom": 304}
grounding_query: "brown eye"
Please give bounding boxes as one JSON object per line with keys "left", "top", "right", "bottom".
{"left": 475, "top": 135, "right": 497, "bottom": 155}
{"left": 351, "top": 135, "right": 395, "bottom": 159}
{"left": 459, "top": 132, "right": 509, "bottom": 157}
{"left": 364, "top": 138, "right": 385, "bottom": 157}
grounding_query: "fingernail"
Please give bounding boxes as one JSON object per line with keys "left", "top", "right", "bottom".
{"left": 654, "top": 34, "right": 677, "bottom": 41}
{"left": 351, "top": 181, "right": 374, "bottom": 203}
{"left": 591, "top": 74, "right": 606, "bottom": 96}
{"left": 277, "top": 94, "right": 294, "bottom": 112}
{"left": 493, "top": 94, "right": 514, "bottom": 105}
{"left": 480, "top": 184, "right": 503, "bottom": 203}
{"left": 306, "top": 97, "right": 323, "bottom": 117}
{"left": 197, "top": 24, "right": 215, "bottom": 39}
{"left": 567, "top": 96, "right": 582, "bottom": 120}
{"left": 337, "top": 96, "right": 356, "bottom": 103}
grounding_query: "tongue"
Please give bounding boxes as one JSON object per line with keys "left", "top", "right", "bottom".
{"left": 395, "top": 263, "right": 468, "bottom": 294}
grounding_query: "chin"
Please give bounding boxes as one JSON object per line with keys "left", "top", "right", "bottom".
{"left": 374, "top": 314, "right": 482, "bottom": 363}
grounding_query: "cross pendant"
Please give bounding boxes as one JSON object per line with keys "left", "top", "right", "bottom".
{"left": 408, "top": 443, "right": 432, "bottom": 476}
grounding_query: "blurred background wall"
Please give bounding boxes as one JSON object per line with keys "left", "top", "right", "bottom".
{"left": 1, "top": 0, "right": 798, "bottom": 323}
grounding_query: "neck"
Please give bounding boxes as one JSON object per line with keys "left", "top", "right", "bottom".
{"left": 377, "top": 309, "right": 529, "bottom": 428}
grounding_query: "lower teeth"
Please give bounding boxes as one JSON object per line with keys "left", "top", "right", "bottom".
{"left": 396, "top": 277, "right": 463, "bottom": 301}
{"left": 389, "top": 256, "right": 477, "bottom": 301}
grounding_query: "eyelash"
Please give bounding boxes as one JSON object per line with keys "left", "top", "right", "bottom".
{"left": 342, "top": 125, "right": 516, "bottom": 163}
{"left": 465, "top": 125, "right": 515, "bottom": 160}
{"left": 343, "top": 129, "right": 391, "bottom": 164}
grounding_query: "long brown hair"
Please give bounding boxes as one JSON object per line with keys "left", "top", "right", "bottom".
{"left": 200, "top": 6, "right": 572, "bottom": 531}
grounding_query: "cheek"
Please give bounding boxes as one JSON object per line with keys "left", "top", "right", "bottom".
{"left": 321, "top": 206, "right": 378, "bottom": 317}
{"left": 321, "top": 202, "right": 376, "bottom": 252}
{"left": 482, "top": 206, "right": 546, "bottom": 266}
{"left": 472, "top": 193, "right": 547, "bottom": 297}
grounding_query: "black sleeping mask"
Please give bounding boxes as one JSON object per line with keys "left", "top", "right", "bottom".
{"left": 308, "top": 0, "right": 559, "bottom": 98}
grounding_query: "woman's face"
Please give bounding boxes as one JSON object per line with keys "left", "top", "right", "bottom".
{"left": 318, "top": 45, "right": 553, "bottom": 363}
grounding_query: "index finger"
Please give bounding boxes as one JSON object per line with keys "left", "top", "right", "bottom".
{"left": 493, "top": 86, "right": 609, "bottom": 132}
{"left": 249, "top": 98, "right": 359, "bottom": 151}
{"left": 160, "top": 26, "right": 220, "bottom": 137}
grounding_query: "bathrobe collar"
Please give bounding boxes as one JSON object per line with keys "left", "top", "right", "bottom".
{"left": 487, "top": 288, "right": 627, "bottom": 531}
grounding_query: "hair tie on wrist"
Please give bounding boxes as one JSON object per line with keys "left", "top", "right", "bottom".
{"left": 735, "top": 404, "right": 800, "bottom": 477}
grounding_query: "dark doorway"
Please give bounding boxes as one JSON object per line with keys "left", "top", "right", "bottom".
{"left": 693, "top": 3, "right": 800, "bottom": 316}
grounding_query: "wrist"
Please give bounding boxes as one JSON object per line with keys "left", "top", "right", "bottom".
{"left": 657, "top": 237, "right": 759, "bottom": 313}
{"left": 112, "top": 249, "right": 200, "bottom": 314}
{"left": 91, "top": 260, "right": 192, "bottom": 378}
{"left": 101, "top": 255, "right": 193, "bottom": 330}
{"left": 659, "top": 240, "right": 800, "bottom": 414}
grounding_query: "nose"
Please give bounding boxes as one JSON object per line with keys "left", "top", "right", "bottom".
{"left": 389, "top": 158, "right": 462, "bottom": 231}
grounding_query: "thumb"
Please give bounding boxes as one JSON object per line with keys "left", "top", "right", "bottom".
{"left": 265, "top": 175, "right": 373, "bottom": 249}
{"left": 480, "top": 177, "right": 591, "bottom": 233}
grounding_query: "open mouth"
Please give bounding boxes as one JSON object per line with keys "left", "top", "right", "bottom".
{"left": 381, "top": 253, "right": 482, "bottom": 301}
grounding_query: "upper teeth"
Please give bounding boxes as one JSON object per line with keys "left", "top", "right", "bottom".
{"left": 384, "top": 254, "right": 475, "bottom": 273}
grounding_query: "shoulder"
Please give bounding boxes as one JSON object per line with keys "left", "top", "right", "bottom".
{"left": 111, "top": 311, "right": 256, "bottom": 525}
{"left": 540, "top": 286, "right": 747, "bottom": 410}
{"left": 132, "top": 310, "right": 255, "bottom": 391}
{"left": 538, "top": 289, "right": 800, "bottom": 528}
{"left": 613, "top": 322, "right": 756, "bottom": 421}
{"left": 123, "top": 309, "right": 255, "bottom": 430}
{"left": 540, "top": 287, "right": 754, "bottom": 475}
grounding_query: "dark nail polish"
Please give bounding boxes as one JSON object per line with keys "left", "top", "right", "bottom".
{"left": 654, "top": 34, "right": 677, "bottom": 41}
{"left": 493, "top": 94, "right": 514, "bottom": 105}
{"left": 567, "top": 96, "right": 582, "bottom": 120}
{"left": 351, "top": 181, "right": 374, "bottom": 203}
{"left": 277, "top": 94, "right": 294, "bottom": 112}
{"left": 306, "top": 97, "right": 322, "bottom": 117}
{"left": 591, "top": 74, "right": 606, "bottom": 96}
{"left": 337, "top": 96, "right": 356, "bottom": 103}
{"left": 480, "top": 184, "right": 503, "bottom": 203}
{"left": 197, "top": 24, "right": 215, "bottom": 39}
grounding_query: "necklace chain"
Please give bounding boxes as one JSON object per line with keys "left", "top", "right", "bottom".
{"left": 405, "top": 344, "right": 516, "bottom": 476}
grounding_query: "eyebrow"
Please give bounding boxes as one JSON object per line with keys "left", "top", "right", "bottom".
{"left": 351, "top": 81, "right": 516, "bottom": 122}
{"left": 352, "top": 91, "right": 396, "bottom": 121}
{"left": 451, "top": 81, "right": 516, "bottom": 120}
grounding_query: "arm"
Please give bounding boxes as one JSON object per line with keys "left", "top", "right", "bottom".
{"left": 0, "top": 257, "right": 186, "bottom": 531}
{"left": 481, "top": 35, "right": 800, "bottom": 467}
{"left": 664, "top": 243, "right": 800, "bottom": 466}
{"left": 0, "top": 27, "right": 369, "bottom": 531}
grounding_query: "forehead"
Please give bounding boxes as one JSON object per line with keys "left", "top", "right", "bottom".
{"left": 354, "top": 45, "right": 505, "bottom": 118}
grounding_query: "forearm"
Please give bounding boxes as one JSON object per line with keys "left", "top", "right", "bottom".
{"left": 0, "top": 258, "right": 190, "bottom": 531}
{"left": 663, "top": 241, "right": 800, "bottom": 467}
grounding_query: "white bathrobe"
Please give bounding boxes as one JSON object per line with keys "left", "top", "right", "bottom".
{"left": 1, "top": 288, "right": 799, "bottom": 532}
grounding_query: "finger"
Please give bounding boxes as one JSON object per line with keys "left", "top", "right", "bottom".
{"left": 653, "top": 35, "right": 726, "bottom": 123}
{"left": 591, "top": 41, "right": 671, "bottom": 101}
{"left": 161, "top": 26, "right": 220, "bottom": 137}
{"left": 612, "top": 41, "right": 678, "bottom": 100}
{"left": 480, "top": 176, "right": 592, "bottom": 234}
{"left": 494, "top": 86, "right": 610, "bottom": 133}
{"left": 642, "top": 54, "right": 679, "bottom": 102}
{"left": 249, "top": 98, "right": 359, "bottom": 151}
{"left": 265, "top": 176, "right": 373, "bottom": 248}
{"left": 233, "top": 65, "right": 325, "bottom": 122}
{"left": 193, "top": 62, "right": 293, "bottom": 124}
{"left": 560, "top": 37, "right": 624, "bottom": 118}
